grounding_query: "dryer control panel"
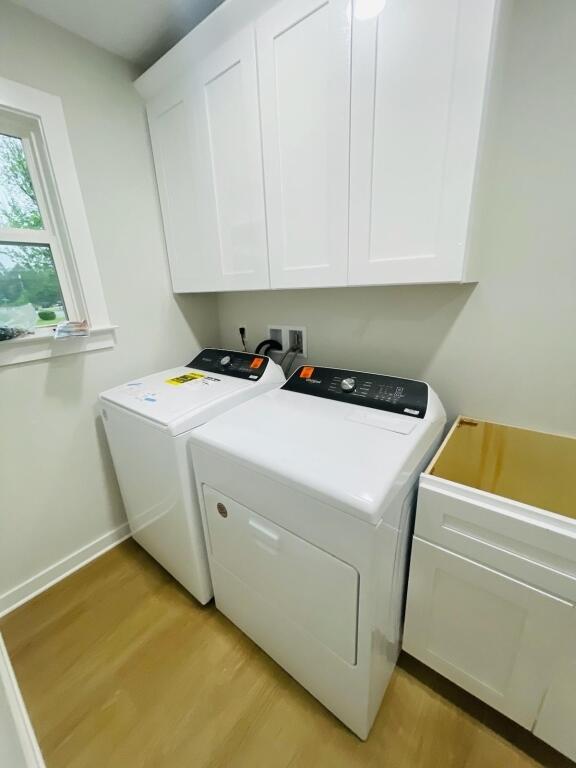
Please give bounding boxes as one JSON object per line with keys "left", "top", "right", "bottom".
{"left": 282, "top": 366, "right": 428, "bottom": 418}
{"left": 188, "top": 348, "right": 269, "bottom": 381}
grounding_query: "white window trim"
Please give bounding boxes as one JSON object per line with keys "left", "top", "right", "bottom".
{"left": 0, "top": 76, "right": 115, "bottom": 366}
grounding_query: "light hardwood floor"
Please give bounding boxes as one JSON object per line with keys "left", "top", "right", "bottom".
{"left": 1, "top": 541, "right": 572, "bottom": 768}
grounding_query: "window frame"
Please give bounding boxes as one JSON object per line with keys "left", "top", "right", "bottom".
{"left": 0, "top": 76, "right": 115, "bottom": 366}
{"left": 0, "top": 115, "right": 79, "bottom": 324}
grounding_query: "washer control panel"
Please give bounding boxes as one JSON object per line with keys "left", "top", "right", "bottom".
{"left": 282, "top": 365, "right": 428, "bottom": 418}
{"left": 187, "top": 348, "right": 269, "bottom": 380}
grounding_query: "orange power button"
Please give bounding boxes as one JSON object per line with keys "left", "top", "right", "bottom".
{"left": 250, "top": 357, "right": 264, "bottom": 369}
{"left": 300, "top": 366, "right": 315, "bottom": 379}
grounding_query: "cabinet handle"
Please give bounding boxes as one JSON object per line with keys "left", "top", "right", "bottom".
{"left": 217, "top": 503, "right": 228, "bottom": 518}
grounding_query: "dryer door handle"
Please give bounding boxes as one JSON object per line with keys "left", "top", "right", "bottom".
{"left": 249, "top": 518, "right": 280, "bottom": 552}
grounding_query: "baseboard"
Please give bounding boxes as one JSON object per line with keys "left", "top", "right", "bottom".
{"left": 0, "top": 523, "right": 131, "bottom": 618}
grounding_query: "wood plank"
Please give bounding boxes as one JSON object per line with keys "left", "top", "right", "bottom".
{"left": 0, "top": 541, "right": 571, "bottom": 768}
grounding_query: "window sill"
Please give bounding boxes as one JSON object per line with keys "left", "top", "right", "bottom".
{"left": 0, "top": 325, "right": 117, "bottom": 367}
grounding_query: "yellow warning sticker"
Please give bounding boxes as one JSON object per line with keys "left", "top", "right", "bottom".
{"left": 165, "top": 373, "right": 205, "bottom": 385}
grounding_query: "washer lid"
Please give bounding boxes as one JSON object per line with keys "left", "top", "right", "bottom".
{"left": 190, "top": 383, "right": 446, "bottom": 524}
{"left": 99, "top": 350, "right": 284, "bottom": 435}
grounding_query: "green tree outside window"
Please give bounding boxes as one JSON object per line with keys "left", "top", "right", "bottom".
{"left": 0, "top": 133, "right": 67, "bottom": 326}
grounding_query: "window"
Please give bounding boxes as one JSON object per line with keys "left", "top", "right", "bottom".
{"left": 0, "top": 77, "right": 114, "bottom": 365}
{"left": 0, "top": 132, "right": 68, "bottom": 330}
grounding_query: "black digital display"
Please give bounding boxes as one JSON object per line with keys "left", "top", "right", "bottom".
{"left": 282, "top": 366, "right": 428, "bottom": 418}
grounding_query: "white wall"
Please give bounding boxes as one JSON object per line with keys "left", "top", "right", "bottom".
{"left": 2, "top": 0, "right": 575, "bottom": 615}
{"left": 0, "top": 0, "right": 218, "bottom": 611}
{"left": 218, "top": 0, "right": 576, "bottom": 438}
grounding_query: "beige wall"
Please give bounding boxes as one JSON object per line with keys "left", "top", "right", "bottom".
{"left": 0, "top": 0, "right": 218, "bottom": 607}
{"left": 218, "top": 0, "right": 576, "bottom": 438}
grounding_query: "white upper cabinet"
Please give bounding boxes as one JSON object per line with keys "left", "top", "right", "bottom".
{"left": 349, "top": 0, "right": 499, "bottom": 285}
{"left": 137, "top": 0, "right": 500, "bottom": 292}
{"left": 193, "top": 28, "right": 270, "bottom": 291}
{"left": 147, "top": 28, "right": 269, "bottom": 292}
{"left": 147, "top": 81, "right": 214, "bottom": 291}
{"left": 256, "top": 0, "right": 351, "bottom": 289}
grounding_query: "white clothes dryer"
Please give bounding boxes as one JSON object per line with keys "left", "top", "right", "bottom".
{"left": 190, "top": 363, "right": 446, "bottom": 736}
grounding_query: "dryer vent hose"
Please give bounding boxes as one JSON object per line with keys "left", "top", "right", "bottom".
{"left": 255, "top": 339, "right": 283, "bottom": 356}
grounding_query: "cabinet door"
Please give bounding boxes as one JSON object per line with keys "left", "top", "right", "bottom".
{"left": 148, "top": 80, "right": 221, "bottom": 292}
{"left": 257, "top": 0, "right": 351, "bottom": 288}
{"left": 533, "top": 641, "right": 576, "bottom": 761}
{"left": 349, "top": 0, "right": 499, "bottom": 285}
{"left": 403, "top": 539, "right": 574, "bottom": 729}
{"left": 192, "top": 28, "right": 270, "bottom": 291}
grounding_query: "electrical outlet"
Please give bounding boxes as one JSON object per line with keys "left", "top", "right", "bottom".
{"left": 267, "top": 326, "right": 284, "bottom": 351}
{"left": 288, "top": 327, "right": 306, "bottom": 355}
{"left": 236, "top": 324, "right": 248, "bottom": 351}
{"left": 267, "top": 325, "right": 307, "bottom": 357}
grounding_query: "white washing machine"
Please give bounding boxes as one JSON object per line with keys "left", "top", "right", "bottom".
{"left": 190, "top": 364, "right": 446, "bottom": 737}
{"left": 99, "top": 348, "right": 285, "bottom": 604}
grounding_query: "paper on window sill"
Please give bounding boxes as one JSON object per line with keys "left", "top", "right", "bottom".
{"left": 53, "top": 320, "right": 89, "bottom": 339}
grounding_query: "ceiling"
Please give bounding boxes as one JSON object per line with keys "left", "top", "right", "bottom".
{"left": 10, "top": 0, "right": 226, "bottom": 69}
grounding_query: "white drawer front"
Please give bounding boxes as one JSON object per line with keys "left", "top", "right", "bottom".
{"left": 404, "top": 539, "right": 575, "bottom": 729}
{"left": 415, "top": 483, "right": 576, "bottom": 601}
{"left": 203, "top": 486, "right": 359, "bottom": 664}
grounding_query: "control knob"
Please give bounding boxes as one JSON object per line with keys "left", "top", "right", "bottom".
{"left": 340, "top": 377, "right": 356, "bottom": 393}
{"left": 219, "top": 355, "right": 232, "bottom": 367}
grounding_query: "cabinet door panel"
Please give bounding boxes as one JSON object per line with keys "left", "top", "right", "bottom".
{"left": 257, "top": 0, "right": 350, "bottom": 288}
{"left": 148, "top": 82, "right": 221, "bottom": 292}
{"left": 533, "top": 638, "right": 576, "bottom": 761}
{"left": 350, "top": 0, "right": 498, "bottom": 285}
{"left": 194, "top": 28, "right": 270, "bottom": 290}
{"left": 403, "top": 539, "right": 574, "bottom": 729}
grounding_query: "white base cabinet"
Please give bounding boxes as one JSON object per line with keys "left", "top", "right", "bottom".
{"left": 534, "top": 655, "right": 576, "bottom": 762}
{"left": 136, "top": 0, "right": 502, "bottom": 293}
{"left": 404, "top": 417, "right": 576, "bottom": 761}
{"left": 404, "top": 539, "right": 574, "bottom": 730}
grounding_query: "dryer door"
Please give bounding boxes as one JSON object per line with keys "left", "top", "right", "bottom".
{"left": 203, "top": 486, "right": 359, "bottom": 664}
